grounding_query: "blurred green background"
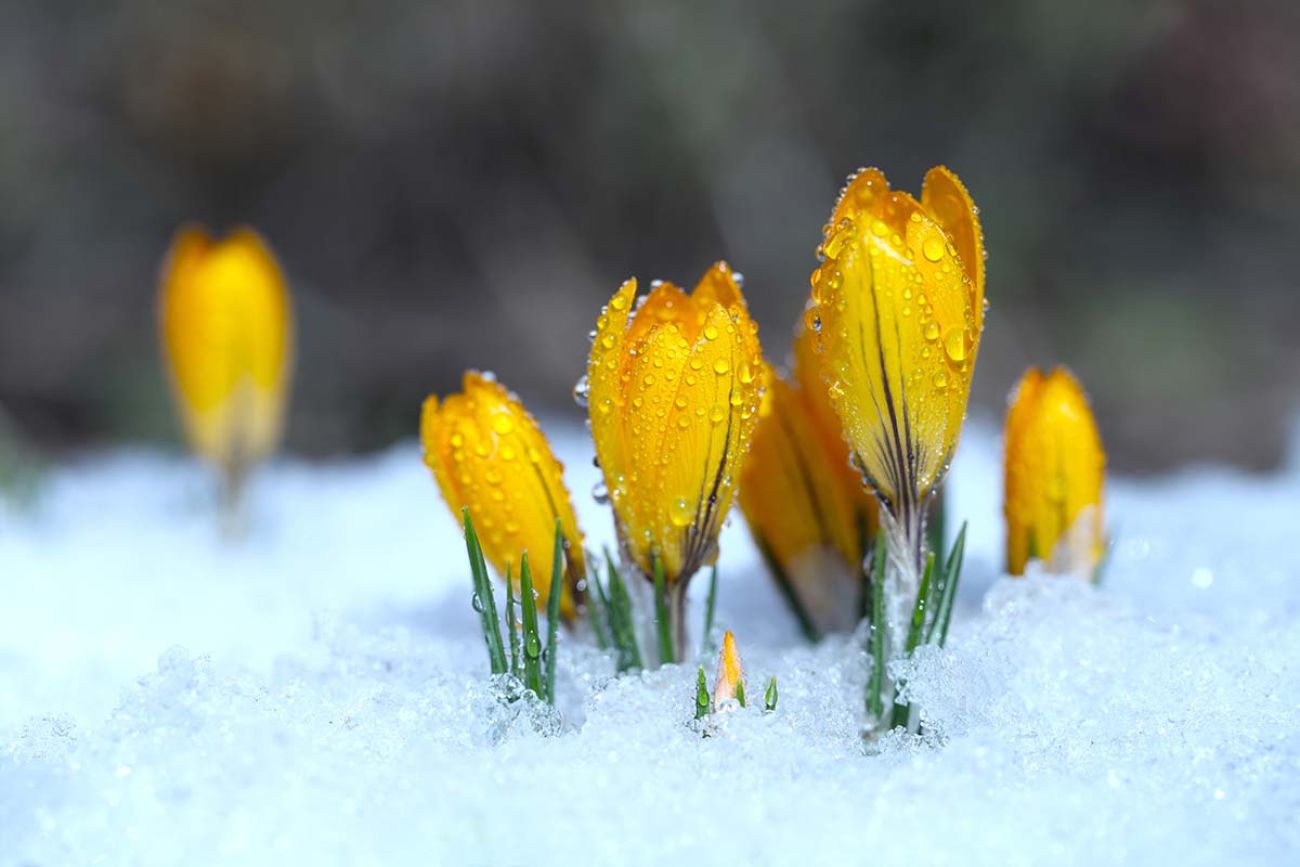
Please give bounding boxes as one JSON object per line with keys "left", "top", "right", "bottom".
{"left": 1, "top": 0, "right": 1298, "bottom": 472}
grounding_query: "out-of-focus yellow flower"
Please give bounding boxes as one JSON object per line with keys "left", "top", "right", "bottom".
{"left": 807, "top": 166, "right": 984, "bottom": 560}
{"left": 587, "top": 262, "right": 765, "bottom": 588}
{"left": 712, "top": 630, "right": 745, "bottom": 708}
{"left": 421, "top": 371, "right": 585, "bottom": 620}
{"left": 739, "top": 326, "right": 879, "bottom": 636}
{"left": 1004, "top": 367, "right": 1105, "bottom": 577}
{"left": 158, "top": 225, "right": 294, "bottom": 498}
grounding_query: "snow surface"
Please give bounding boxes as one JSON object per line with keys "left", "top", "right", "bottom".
{"left": 2, "top": 419, "right": 1299, "bottom": 866}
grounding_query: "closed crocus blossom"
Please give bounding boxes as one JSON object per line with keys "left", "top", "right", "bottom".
{"left": 587, "top": 262, "right": 765, "bottom": 655}
{"left": 422, "top": 372, "right": 586, "bottom": 621}
{"left": 158, "top": 225, "right": 294, "bottom": 507}
{"left": 1004, "top": 367, "right": 1106, "bottom": 578}
{"left": 807, "top": 166, "right": 984, "bottom": 574}
{"left": 739, "top": 326, "right": 878, "bottom": 638}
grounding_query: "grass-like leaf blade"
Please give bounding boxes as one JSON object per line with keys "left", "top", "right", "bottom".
{"left": 462, "top": 508, "right": 507, "bottom": 675}
{"left": 544, "top": 521, "right": 563, "bottom": 704}
{"left": 518, "top": 551, "right": 544, "bottom": 698}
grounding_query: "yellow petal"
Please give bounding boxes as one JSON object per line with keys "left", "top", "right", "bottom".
{"left": 739, "top": 353, "right": 878, "bottom": 634}
{"left": 922, "top": 166, "right": 985, "bottom": 336}
{"left": 1003, "top": 367, "right": 1106, "bottom": 576}
{"left": 809, "top": 167, "right": 983, "bottom": 529}
{"left": 421, "top": 372, "right": 586, "bottom": 619}
{"left": 588, "top": 263, "right": 765, "bottom": 584}
{"left": 158, "top": 224, "right": 294, "bottom": 482}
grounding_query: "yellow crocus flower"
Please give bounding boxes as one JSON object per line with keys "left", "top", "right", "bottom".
{"left": 807, "top": 166, "right": 984, "bottom": 570}
{"left": 158, "top": 225, "right": 294, "bottom": 505}
{"left": 421, "top": 371, "right": 586, "bottom": 620}
{"left": 1004, "top": 366, "right": 1106, "bottom": 577}
{"left": 739, "top": 326, "right": 878, "bottom": 637}
{"left": 587, "top": 262, "right": 765, "bottom": 649}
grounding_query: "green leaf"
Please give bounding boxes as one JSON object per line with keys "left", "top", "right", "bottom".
{"left": 926, "top": 488, "right": 946, "bottom": 561}
{"left": 906, "top": 552, "right": 937, "bottom": 656}
{"left": 585, "top": 560, "right": 610, "bottom": 650}
{"left": 891, "top": 551, "right": 936, "bottom": 730}
{"left": 931, "top": 522, "right": 967, "bottom": 648}
{"left": 735, "top": 678, "right": 747, "bottom": 709}
{"left": 605, "top": 549, "right": 643, "bottom": 672}
{"left": 865, "top": 529, "right": 888, "bottom": 720}
{"left": 544, "top": 521, "right": 564, "bottom": 705}
{"left": 764, "top": 676, "right": 778, "bottom": 713}
{"left": 518, "top": 551, "right": 544, "bottom": 698}
{"left": 653, "top": 554, "right": 674, "bottom": 666}
{"left": 702, "top": 564, "right": 720, "bottom": 653}
{"left": 462, "top": 509, "right": 507, "bottom": 675}
{"left": 694, "top": 666, "right": 710, "bottom": 720}
{"left": 506, "top": 562, "right": 521, "bottom": 678}
{"left": 754, "top": 533, "right": 819, "bottom": 643}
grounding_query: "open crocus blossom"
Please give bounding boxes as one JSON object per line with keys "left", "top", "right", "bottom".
{"left": 739, "top": 326, "right": 879, "bottom": 639}
{"left": 1004, "top": 366, "right": 1106, "bottom": 578}
{"left": 587, "top": 262, "right": 765, "bottom": 659}
{"left": 158, "top": 225, "right": 294, "bottom": 511}
{"left": 807, "top": 166, "right": 984, "bottom": 579}
{"left": 422, "top": 372, "right": 586, "bottom": 621}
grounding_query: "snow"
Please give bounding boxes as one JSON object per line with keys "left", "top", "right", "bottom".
{"left": 3, "top": 418, "right": 1299, "bottom": 865}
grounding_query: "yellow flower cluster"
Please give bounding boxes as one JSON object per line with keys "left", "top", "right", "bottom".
{"left": 156, "top": 159, "right": 1108, "bottom": 669}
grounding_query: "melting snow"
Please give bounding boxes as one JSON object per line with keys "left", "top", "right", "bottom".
{"left": 2, "top": 419, "right": 1298, "bottom": 865}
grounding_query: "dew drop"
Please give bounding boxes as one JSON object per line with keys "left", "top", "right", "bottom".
{"left": 923, "top": 236, "right": 945, "bottom": 262}
{"left": 572, "top": 375, "right": 590, "bottom": 408}
{"left": 943, "top": 326, "right": 969, "bottom": 363}
{"left": 670, "top": 497, "right": 694, "bottom": 527}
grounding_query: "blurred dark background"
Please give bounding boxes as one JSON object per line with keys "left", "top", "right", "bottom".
{"left": 1, "top": 0, "right": 1298, "bottom": 472}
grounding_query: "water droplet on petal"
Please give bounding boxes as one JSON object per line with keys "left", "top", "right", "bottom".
{"left": 923, "top": 236, "right": 945, "bottom": 262}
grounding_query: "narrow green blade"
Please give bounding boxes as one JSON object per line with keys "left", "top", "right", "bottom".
{"left": 702, "top": 564, "right": 720, "bottom": 652}
{"left": 462, "top": 508, "right": 507, "bottom": 675}
{"left": 544, "top": 521, "right": 564, "bottom": 704}
{"left": 891, "top": 551, "right": 936, "bottom": 730}
{"left": 605, "top": 549, "right": 642, "bottom": 672}
{"left": 653, "top": 554, "right": 674, "bottom": 666}
{"left": 931, "top": 522, "right": 967, "bottom": 647}
{"left": 518, "top": 551, "right": 544, "bottom": 697}
{"left": 585, "top": 561, "right": 610, "bottom": 650}
{"left": 506, "top": 562, "right": 520, "bottom": 678}
{"left": 865, "top": 530, "right": 888, "bottom": 720}
{"left": 755, "top": 534, "right": 818, "bottom": 643}
{"left": 905, "top": 552, "right": 936, "bottom": 656}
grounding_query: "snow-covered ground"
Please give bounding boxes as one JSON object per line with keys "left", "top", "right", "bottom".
{"left": 2, "top": 418, "right": 1299, "bottom": 866}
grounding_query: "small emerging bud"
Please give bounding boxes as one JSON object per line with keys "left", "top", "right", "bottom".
{"left": 711, "top": 630, "right": 746, "bottom": 710}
